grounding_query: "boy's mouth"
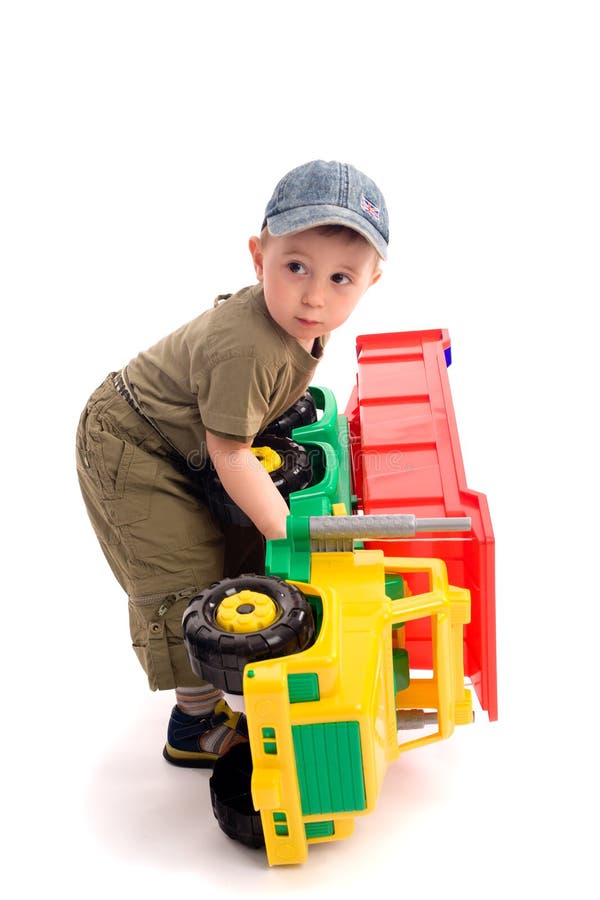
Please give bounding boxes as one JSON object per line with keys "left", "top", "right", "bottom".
{"left": 296, "top": 317, "right": 321, "bottom": 326}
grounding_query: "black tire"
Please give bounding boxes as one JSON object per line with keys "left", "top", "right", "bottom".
{"left": 202, "top": 435, "right": 312, "bottom": 528}
{"left": 210, "top": 742, "right": 264, "bottom": 849}
{"left": 260, "top": 391, "right": 317, "bottom": 437}
{"left": 183, "top": 574, "right": 315, "bottom": 694}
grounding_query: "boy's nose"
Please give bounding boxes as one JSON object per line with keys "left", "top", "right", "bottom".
{"left": 302, "top": 286, "right": 326, "bottom": 307}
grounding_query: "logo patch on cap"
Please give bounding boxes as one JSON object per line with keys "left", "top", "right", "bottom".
{"left": 360, "top": 193, "right": 380, "bottom": 222}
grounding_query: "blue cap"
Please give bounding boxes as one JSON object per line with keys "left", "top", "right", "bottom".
{"left": 262, "top": 160, "right": 389, "bottom": 260}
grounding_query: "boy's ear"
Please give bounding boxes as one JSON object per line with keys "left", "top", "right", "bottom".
{"left": 370, "top": 268, "right": 382, "bottom": 287}
{"left": 248, "top": 235, "right": 264, "bottom": 281}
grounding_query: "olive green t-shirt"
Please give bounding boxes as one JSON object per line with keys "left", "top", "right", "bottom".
{"left": 125, "top": 283, "right": 328, "bottom": 465}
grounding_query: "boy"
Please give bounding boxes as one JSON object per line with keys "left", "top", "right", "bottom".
{"left": 76, "top": 159, "right": 389, "bottom": 767}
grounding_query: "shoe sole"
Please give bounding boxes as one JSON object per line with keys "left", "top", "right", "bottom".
{"left": 162, "top": 744, "right": 218, "bottom": 769}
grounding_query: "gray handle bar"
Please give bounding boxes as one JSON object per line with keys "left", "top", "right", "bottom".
{"left": 308, "top": 514, "right": 471, "bottom": 540}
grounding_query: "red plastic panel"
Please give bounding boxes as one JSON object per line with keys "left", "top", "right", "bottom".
{"left": 346, "top": 329, "right": 497, "bottom": 720}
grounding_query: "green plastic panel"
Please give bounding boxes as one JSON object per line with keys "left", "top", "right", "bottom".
{"left": 305, "top": 820, "right": 335, "bottom": 839}
{"left": 288, "top": 672, "right": 320, "bottom": 703}
{"left": 292, "top": 722, "right": 366, "bottom": 815}
{"left": 385, "top": 574, "right": 406, "bottom": 600}
{"left": 393, "top": 647, "right": 410, "bottom": 692}
{"left": 266, "top": 384, "right": 353, "bottom": 583}
{"left": 291, "top": 385, "right": 353, "bottom": 517}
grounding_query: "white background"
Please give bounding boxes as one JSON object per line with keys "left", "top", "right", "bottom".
{"left": 2, "top": 2, "right": 599, "bottom": 897}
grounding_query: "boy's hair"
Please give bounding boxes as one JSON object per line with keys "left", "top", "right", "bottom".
{"left": 260, "top": 224, "right": 382, "bottom": 272}
{"left": 261, "top": 222, "right": 371, "bottom": 246}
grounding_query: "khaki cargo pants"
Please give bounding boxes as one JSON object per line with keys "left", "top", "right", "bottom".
{"left": 75, "top": 374, "right": 264, "bottom": 691}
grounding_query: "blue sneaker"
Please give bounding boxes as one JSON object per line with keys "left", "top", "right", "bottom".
{"left": 162, "top": 699, "right": 248, "bottom": 768}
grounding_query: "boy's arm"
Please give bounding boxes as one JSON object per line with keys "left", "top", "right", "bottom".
{"left": 205, "top": 431, "right": 290, "bottom": 541}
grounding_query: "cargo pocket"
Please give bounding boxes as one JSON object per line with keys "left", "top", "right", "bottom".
{"left": 97, "top": 433, "right": 159, "bottom": 526}
{"left": 128, "top": 588, "right": 205, "bottom": 691}
{"left": 76, "top": 408, "right": 122, "bottom": 547}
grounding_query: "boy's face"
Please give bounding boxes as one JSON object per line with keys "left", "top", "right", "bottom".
{"left": 249, "top": 228, "right": 381, "bottom": 350}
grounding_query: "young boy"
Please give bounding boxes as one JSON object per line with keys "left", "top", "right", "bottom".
{"left": 76, "top": 159, "right": 389, "bottom": 767}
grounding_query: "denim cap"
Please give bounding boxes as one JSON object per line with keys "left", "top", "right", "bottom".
{"left": 262, "top": 160, "right": 389, "bottom": 260}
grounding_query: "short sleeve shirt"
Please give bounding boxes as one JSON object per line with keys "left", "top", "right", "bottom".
{"left": 125, "top": 284, "right": 328, "bottom": 464}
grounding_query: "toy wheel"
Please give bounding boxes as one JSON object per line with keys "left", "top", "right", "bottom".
{"left": 183, "top": 574, "right": 315, "bottom": 693}
{"left": 265, "top": 435, "right": 312, "bottom": 494}
{"left": 202, "top": 435, "right": 312, "bottom": 527}
{"left": 260, "top": 391, "right": 317, "bottom": 437}
{"left": 210, "top": 742, "right": 264, "bottom": 849}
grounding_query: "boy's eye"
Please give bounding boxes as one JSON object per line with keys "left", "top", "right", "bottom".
{"left": 288, "top": 261, "right": 306, "bottom": 275}
{"left": 331, "top": 272, "right": 350, "bottom": 285}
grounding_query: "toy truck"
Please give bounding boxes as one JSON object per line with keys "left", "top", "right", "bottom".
{"left": 183, "top": 328, "right": 497, "bottom": 866}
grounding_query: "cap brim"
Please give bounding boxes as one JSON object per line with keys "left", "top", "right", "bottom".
{"left": 266, "top": 204, "right": 388, "bottom": 260}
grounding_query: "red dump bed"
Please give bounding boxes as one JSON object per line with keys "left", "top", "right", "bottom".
{"left": 345, "top": 329, "right": 497, "bottom": 720}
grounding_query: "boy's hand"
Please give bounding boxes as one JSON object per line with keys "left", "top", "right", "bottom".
{"left": 205, "top": 431, "right": 290, "bottom": 541}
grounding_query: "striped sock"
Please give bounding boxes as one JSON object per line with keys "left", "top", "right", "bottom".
{"left": 175, "top": 684, "right": 224, "bottom": 717}
{"left": 174, "top": 686, "right": 247, "bottom": 756}
{"left": 198, "top": 719, "right": 245, "bottom": 756}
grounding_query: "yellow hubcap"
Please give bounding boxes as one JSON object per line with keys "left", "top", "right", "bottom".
{"left": 251, "top": 446, "right": 283, "bottom": 473}
{"left": 216, "top": 589, "right": 279, "bottom": 633}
